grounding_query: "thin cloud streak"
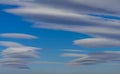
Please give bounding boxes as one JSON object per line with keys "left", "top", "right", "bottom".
{"left": 0, "top": 33, "right": 38, "bottom": 39}
{"left": 62, "top": 51, "right": 120, "bottom": 65}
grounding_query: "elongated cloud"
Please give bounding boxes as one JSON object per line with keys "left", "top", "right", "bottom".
{"left": 0, "top": 33, "right": 38, "bottom": 39}
{"left": 74, "top": 38, "right": 120, "bottom": 47}
{"left": 34, "top": 22, "right": 120, "bottom": 47}
{"left": 0, "top": 41, "right": 23, "bottom": 47}
{"left": 0, "top": 58, "right": 30, "bottom": 69}
{"left": 0, "top": 41, "right": 40, "bottom": 69}
{"left": 33, "top": 61, "right": 64, "bottom": 65}
{"left": 1, "top": 0, "right": 120, "bottom": 47}
{"left": 63, "top": 49, "right": 85, "bottom": 52}
{"left": 62, "top": 51, "right": 120, "bottom": 65}
{"left": 3, "top": 0, "right": 119, "bottom": 15}
{"left": 2, "top": 47, "right": 39, "bottom": 58}
{"left": 62, "top": 53, "right": 88, "bottom": 58}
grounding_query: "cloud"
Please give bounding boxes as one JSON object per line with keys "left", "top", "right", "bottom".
{"left": 0, "top": 41, "right": 23, "bottom": 47}
{"left": 63, "top": 49, "right": 85, "bottom": 52}
{"left": 0, "top": 33, "right": 38, "bottom": 39}
{"left": 33, "top": 61, "right": 64, "bottom": 65}
{"left": 6, "top": 7, "right": 84, "bottom": 18}
{"left": 104, "top": 51, "right": 120, "bottom": 54}
{"left": 2, "top": 47, "right": 39, "bottom": 58}
{"left": 1, "top": 0, "right": 120, "bottom": 48}
{"left": 4, "top": 0, "right": 118, "bottom": 15}
{"left": 70, "top": 0, "right": 120, "bottom": 15}
{"left": 0, "top": 58, "right": 30, "bottom": 69}
{"left": 33, "top": 22, "right": 120, "bottom": 47}
{"left": 73, "top": 38, "right": 120, "bottom": 47}
{"left": 0, "top": 41, "right": 40, "bottom": 69}
{"left": 1, "top": 0, "right": 120, "bottom": 68}
{"left": 62, "top": 51, "right": 120, "bottom": 65}
{"left": 62, "top": 53, "right": 88, "bottom": 58}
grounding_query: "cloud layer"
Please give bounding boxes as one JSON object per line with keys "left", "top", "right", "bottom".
{"left": 0, "top": 41, "right": 40, "bottom": 69}
{"left": 1, "top": 0, "right": 120, "bottom": 69}
{"left": 1, "top": 0, "right": 120, "bottom": 47}
{"left": 62, "top": 51, "right": 120, "bottom": 65}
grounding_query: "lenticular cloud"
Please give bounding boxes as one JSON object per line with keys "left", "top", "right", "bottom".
{"left": 0, "top": 41, "right": 40, "bottom": 69}
{"left": 1, "top": 0, "right": 120, "bottom": 47}
{"left": 62, "top": 51, "right": 120, "bottom": 65}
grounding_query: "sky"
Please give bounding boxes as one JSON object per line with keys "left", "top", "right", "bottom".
{"left": 0, "top": 0, "right": 120, "bottom": 74}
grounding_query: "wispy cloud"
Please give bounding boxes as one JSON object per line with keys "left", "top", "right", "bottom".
{"left": 1, "top": 0, "right": 120, "bottom": 69}
{"left": 62, "top": 53, "right": 88, "bottom": 58}
{"left": 33, "top": 22, "right": 120, "bottom": 47}
{"left": 2, "top": 47, "right": 39, "bottom": 58}
{"left": 73, "top": 38, "right": 120, "bottom": 47}
{"left": 0, "top": 41, "right": 23, "bottom": 47}
{"left": 0, "top": 58, "right": 30, "bottom": 69}
{"left": 1, "top": 0, "right": 120, "bottom": 47}
{"left": 33, "top": 61, "right": 64, "bottom": 65}
{"left": 0, "top": 41, "right": 40, "bottom": 69}
{"left": 0, "top": 33, "right": 38, "bottom": 39}
{"left": 62, "top": 51, "right": 120, "bottom": 65}
{"left": 63, "top": 49, "right": 85, "bottom": 52}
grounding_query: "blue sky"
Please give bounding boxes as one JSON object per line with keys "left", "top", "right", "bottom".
{"left": 0, "top": 0, "right": 120, "bottom": 74}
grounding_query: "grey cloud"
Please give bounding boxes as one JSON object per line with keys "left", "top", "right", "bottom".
{"left": 64, "top": 51, "right": 120, "bottom": 65}
{"left": 27, "top": 0, "right": 116, "bottom": 14}
{"left": 0, "top": 0, "right": 118, "bottom": 15}
{"left": 1, "top": 0, "right": 120, "bottom": 47}
{"left": 0, "top": 58, "right": 30, "bottom": 69}
{"left": 0, "top": 33, "right": 38, "bottom": 39}
{"left": 62, "top": 53, "right": 88, "bottom": 58}
{"left": 33, "top": 22, "right": 120, "bottom": 47}
{"left": 63, "top": 49, "right": 85, "bottom": 52}
{"left": 74, "top": 38, "right": 120, "bottom": 47}
{"left": 1, "top": 0, "right": 120, "bottom": 68}
{"left": 33, "top": 61, "right": 64, "bottom": 65}
{"left": 0, "top": 41, "right": 40, "bottom": 69}
{"left": 2, "top": 47, "right": 39, "bottom": 58}
{"left": 71, "top": 0, "right": 120, "bottom": 14}
{"left": 0, "top": 41, "right": 23, "bottom": 47}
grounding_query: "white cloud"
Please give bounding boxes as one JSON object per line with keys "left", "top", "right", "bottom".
{"left": 1, "top": 0, "right": 120, "bottom": 68}
{"left": 1, "top": 0, "right": 120, "bottom": 48}
{"left": 2, "top": 47, "right": 39, "bottom": 58}
{"left": 0, "top": 58, "right": 30, "bottom": 69}
{"left": 104, "top": 51, "right": 120, "bottom": 54}
{"left": 0, "top": 33, "right": 38, "bottom": 39}
{"left": 2, "top": 0, "right": 120, "bottom": 15}
{"left": 62, "top": 53, "right": 88, "bottom": 58}
{"left": 0, "top": 41, "right": 41, "bottom": 69}
{"left": 6, "top": 7, "right": 82, "bottom": 18}
{"left": 33, "top": 61, "right": 64, "bottom": 65}
{"left": 73, "top": 38, "right": 120, "bottom": 47}
{"left": 33, "top": 22, "right": 120, "bottom": 47}
{"left": 70, "top": 0, "right": 120, "bottom": 15}
{"left": 63, "top": 49, "right": 85, "bottom": 52}
{"left": 63, "top": 51, "right": 120, "bottom": 65}
{"left": 0, "top": 41, "right": 23, "bottom": 47}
